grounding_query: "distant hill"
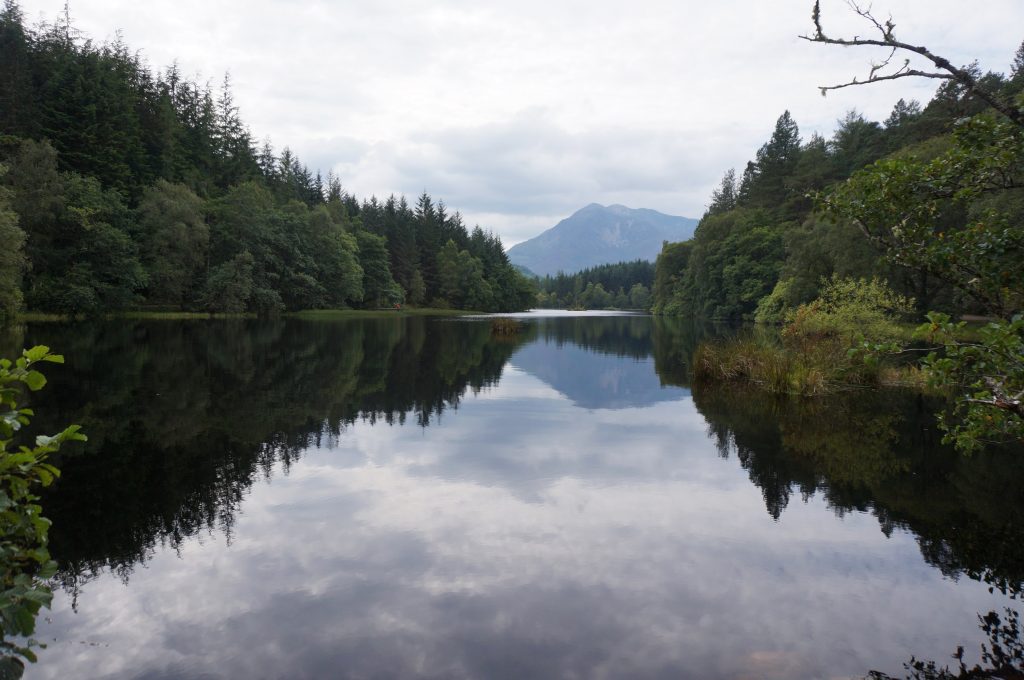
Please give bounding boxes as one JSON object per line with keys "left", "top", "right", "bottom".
{"left": 512, "top": 263, "right": 537, "bottom": 278}
{"left": 507, "top": 204, "right": 698, "bottom": 277}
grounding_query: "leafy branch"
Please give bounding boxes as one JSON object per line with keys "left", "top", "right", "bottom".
{"left": 0, "top": 347, "right": 86, "bottom": 677}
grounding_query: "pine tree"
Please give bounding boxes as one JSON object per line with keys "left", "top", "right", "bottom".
{"left": 707, "top": 168, "right": 737, "bottom": 216}
{"left": 0, "top": 167, "right": 26, "bottom": 320}
{"left": 0, "top": 1, "right": 35, "bottom": 136}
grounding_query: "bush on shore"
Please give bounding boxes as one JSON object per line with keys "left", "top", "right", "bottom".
{"left": 693, "top": 277, "right": 918, "bottom": 395}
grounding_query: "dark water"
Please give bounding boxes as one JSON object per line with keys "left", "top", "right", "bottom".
{"left": 4, "top": 311, "right": 1023, "bottom": 680}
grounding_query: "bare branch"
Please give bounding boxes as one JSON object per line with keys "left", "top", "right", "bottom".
{"left": 964, "top": 377, "right": 1024, "bottom": 417}
{"left": 819, "top": 69, "right": 952, "bottom": 96}
{"left": 801, "top": 1, "right": 1024, "bottom": 127}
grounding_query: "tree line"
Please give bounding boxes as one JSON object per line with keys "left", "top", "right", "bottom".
{"left": 0, "top": 2, "right": 533, "bottom": 318}
{"left": 654, "top": 3, "right": 1024, "bottom": 453}
{"left": 534, "top": 260, "right": 654, "bottom": 310}
{"left": 652, "top": 52, "right": 1024, "bottom": 321}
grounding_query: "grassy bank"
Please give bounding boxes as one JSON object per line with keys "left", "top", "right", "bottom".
{"left": 691, "top": 331, "right": 929, "bottom": 396}
{"left": 288, "top": 308, "right": 478, "bottom": 319}
{"left": 14, "top": 307, "right": 479, "bottom": 323}
{"left": 690, "top": 278, "right": 938, "bottom": 396}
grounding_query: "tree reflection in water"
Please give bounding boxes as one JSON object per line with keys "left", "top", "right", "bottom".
{"left": 1, "top": 313, "right": 1022, "bottom": 677}
{"left": 868, "top": 608, "right": 1023, "bottom": 679}
{"left": 3, "top": 317, "right": 531, "bottom": 602}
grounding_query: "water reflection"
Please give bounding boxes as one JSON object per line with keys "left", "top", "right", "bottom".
{"left": 683, "top": 386, "right": 1024, "bottom": 597}
{"left": 1, "top": 313, "right": 1020, "bottom": 679}
{"left": 5, "top": 318, "right": 525, "bottom": 592}
{"left": 509, "top": 316, "right": 688, "bottom": 409}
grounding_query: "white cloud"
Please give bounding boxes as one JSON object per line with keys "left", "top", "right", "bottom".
{"left": 19, "top": 0, "right": 1024, "bottom": 243}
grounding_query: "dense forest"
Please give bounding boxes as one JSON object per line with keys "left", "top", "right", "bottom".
{"left": 652, "top": 54, "right": 1024, "bottom": 321}
{"left": 0, "top": 3, "right": 534, "bottom": 318}
{"left": 651, "top": 6, "right": 1024, "bottom": 454}
{"left": 534, "top": 260, "right": 654, "bottom": 310}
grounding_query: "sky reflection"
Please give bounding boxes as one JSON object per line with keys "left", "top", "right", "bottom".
{"left": 21, "top": 317, "right": 1018, "bottom": 680}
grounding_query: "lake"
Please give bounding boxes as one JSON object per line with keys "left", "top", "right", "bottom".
{"left": 4, "top": 311, "right": 1023, "bottom": 680}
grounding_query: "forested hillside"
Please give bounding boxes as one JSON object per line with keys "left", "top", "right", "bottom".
{"left": 652, "top": 51, "right": 1024, "bottom": 321}
{"left": 535, "top": 260, "right": 654, "bottom": 310}
{"left": 0, "top": 3, "right": 533, "bottom": 318}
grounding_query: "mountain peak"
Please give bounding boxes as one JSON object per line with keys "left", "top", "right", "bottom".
{"left": 507, "top": 205, "right": 697, "bottom": 276}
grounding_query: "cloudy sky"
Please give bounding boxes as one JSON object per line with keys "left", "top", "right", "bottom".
{"left": 19, "top": 0, "right": 1024, "bottom": 245}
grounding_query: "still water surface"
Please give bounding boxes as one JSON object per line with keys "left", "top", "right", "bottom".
{"left": 4, "top": 312, "right": 1023, "bottom": 679}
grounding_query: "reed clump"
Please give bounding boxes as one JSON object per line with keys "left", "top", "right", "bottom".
{"left": 692, "top": 334, "right": 832, "bottom": 396}
{"left": 491, "top": 318, "right": 523, "bottom": 336}
{"left": 693, "top": 277, "right": 918, "bottom": 396}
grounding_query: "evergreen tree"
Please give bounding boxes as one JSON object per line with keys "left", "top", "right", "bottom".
{"left": 707, "top": 168, "right": 737, "bottom": 216}
{"left": 137, "top": 180, "right": 209, "bottom": 307}
{"left": 408, "top": 269, "right": 426, "bottom": 305}
{"left": 0, "top": 166, "right": 26, "bottom": 320}
{"left": 202, "top": 250, "right": 253, "bottom": 312}
{"left": 355, "top": 229, "right": 400, "bottom": 307}
{"left": 829, "top": 110, "right": 885, "bottom": 177}
{"left": 0, "top": 9, "right": 532, "bottom": 316}
{"left": 0, "top": 1, "right": 34, "bottom": 137}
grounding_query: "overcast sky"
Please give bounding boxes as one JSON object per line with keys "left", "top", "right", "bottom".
{"left": 19, "top": 0, "right": 1024, "bottom": 245}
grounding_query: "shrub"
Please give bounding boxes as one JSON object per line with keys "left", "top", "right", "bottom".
{"left": 0, "top": 347, "right": 85, "bottom": 676}
{"left": 783, "top": 275, "right": 914, "bottom": 347}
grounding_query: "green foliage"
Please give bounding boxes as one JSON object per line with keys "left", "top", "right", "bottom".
{"left": 536, "top": 259, "right": 654, "bottom": 310}
{"left": 753, "top": 278, "right": 795, "bottom": 324}
{"left": 822, "top": 113, "right": 1024, "bottom": 318}
{"left": 628, "top": 283, "right": 650, "bottom": 310}
{"left": 0, "top": 10, "right": 530, "bottom": 317}
{"left": 771, "top": 214, "right": 916, "bottom": 318}
{"left": 738, "top": 110, "right": 802, "bottom": 214}
{"left": 357, "top": 229, "right": 402, "bottom": 307}
{"left": 407, "top": 270, "right": 426, "bottom": 306}
{"left": 0, "top": 346, "right": 85, "bottom": 674}
{"left": 4, "top": 140, "right": 146, "bottom": 314}
{"left": 430, "top": 238, "right": 525, "bottom": 311}
{"left": 782, "top": 276, "right": 914, "bottom": 346}
{"left": 916, "top": 313, "right": 1024, "bottom": 453}
{"left": 0, "top": 168, "right": 25, "bottom": 322}
{"left": 137, "top": 180, "right": 208, "bottom": 307}
{"left": 304, "top": 205, "right": 363, "bottom": 308}
{"left": 821, "top": 110, "right": 1024, "bottom": 452}
{"left": 578, "top": 282, "right": 612, "bottom": 309}
{"left": 656, "top": 209, "right": 785, "bottom": 320}
{"left": 201, "top": 251, "right": 254, "bottom": 313}
{"left": 695, "top": 278, "right": 916, "bottom": 395}
{"left": 652, "top": 241, "right": 692, "bottom": 315}
{"left": 652, "top": 84, "right": 988, "bottom": 321}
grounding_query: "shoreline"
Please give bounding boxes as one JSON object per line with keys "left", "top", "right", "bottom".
{"left": 12, "top": 308, "right": 481, "bottom": 323}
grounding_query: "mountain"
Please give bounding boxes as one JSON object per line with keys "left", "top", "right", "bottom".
{"left": 509, "top": 340, "right": 689, "bottom": 410}
{"left": 507, "top": 204, "right": 698, "bottom": 276}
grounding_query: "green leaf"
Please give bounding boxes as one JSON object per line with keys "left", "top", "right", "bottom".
{"left": 22, "top": 372, "right": 45, "bottom": 392}
{"left": 12, "top": 608, "right": 34, "bottom": 636}
{"left": 21, "top": 347, "right": 50, "bottom": 363}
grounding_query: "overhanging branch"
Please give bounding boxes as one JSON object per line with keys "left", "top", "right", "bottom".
{"left": 801, "top": 0, "right": 1024, "bottom": 127}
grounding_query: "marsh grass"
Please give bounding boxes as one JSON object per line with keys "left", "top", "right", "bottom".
{"left": 490, "top": 318, "right": 523, "bottom": 336}
{"left": 692, "top": 328, "right": 927, "bottom": 396}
